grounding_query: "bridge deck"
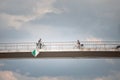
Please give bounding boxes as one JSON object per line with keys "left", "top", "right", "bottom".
{"left": 0, "top": 51, "right": 120, "bottom": 58}
{"left": 0, "top": 41, "right": 120, "bottom": 58}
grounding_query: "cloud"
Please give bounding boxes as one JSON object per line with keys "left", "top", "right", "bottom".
{"left": 0, "top": 0, "right": 120, "bottom": 41}
{"left": 0, "top": 71, "right": 17, "bottom": 80}
{"left": 35, "top": 0, "right": 120, "bottom": 40}
{"left": 0, "top": 71, "right": 74, "bottom": 80}
{"left": 0, "top": 70, "right": 120, "bottom": 80}
{"left": 0, "top": 13, "right": 29, "bottom": 29}
{"left": 0, "top": 0, "right": 62, "bottom": 29}
{"left": 86, "top": 37, "right": 102, "bottom": 41}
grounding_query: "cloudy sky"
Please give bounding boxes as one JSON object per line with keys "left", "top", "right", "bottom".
{"left": 0, "top": 0, "right": 120, "bottom": 80}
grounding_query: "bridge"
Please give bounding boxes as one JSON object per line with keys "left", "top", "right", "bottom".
{"left": 0, "top": 41, "right": 120, "bottom": 58}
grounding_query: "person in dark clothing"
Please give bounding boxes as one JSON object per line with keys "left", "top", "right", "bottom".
{"left": 77, "top": 40, "right": 80, "bottom": 49}
{"left": 38, "top": 38, "right": 42, "bottom": 49}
